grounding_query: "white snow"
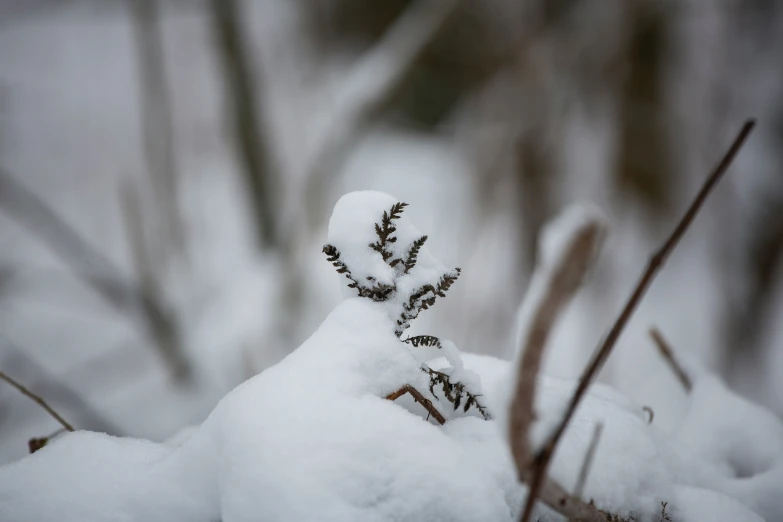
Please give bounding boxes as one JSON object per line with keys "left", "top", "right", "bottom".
{"left": 1, "top": 191, "right": 781, "bottom": 522}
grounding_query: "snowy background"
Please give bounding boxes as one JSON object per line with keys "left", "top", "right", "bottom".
{"left": 0, "top": 0, "right": 782, "bottom": 482}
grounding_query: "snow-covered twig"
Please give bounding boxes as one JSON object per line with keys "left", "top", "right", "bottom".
{"left": 509, "top": 213, "right": 606, "bottom": 474}
{"left": 385, "top": 385, "right": 446, "bottom": 425}
{"left": 396, "top": 269, "right": 461, "bottom": 336}
{"left": 537, "top": 480, "right": 611, "bottom": 522}
{"left": 649, "top": 326, "right": 692, "bottom": 393}
{"left": 574, "top": 422, "right": 604, "bottom": 501}
{"left": 522, "top": 120, "right": 755, "bottom": 521}
{"left": 509, "top": 209, "right": 607, "bottom": 522}
{"left": 0, "top": 370, "right": 74, "bottom": 433}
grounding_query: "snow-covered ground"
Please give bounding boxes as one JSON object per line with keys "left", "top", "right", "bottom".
{"left": 1, "top": 192, "right": 781, "bottom": 521}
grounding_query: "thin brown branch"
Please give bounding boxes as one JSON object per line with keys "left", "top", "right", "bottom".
{"left": 537, "top": 479, "right": 616, "bottom": 522}
{"left": 385, "top": 384, "right": 446, "bottom": 425}
{"left": 1, "top": 335, "right": 122, "bottom": 435}
{"left": 521, "top": 120, "right": 755, "bottom": 521}
{"left": 510, "top": 215, "right": 606, "bottom": 477}
{"left": 573, "top": 422, "right": 604, "bottom": 500}
{"left": 28, "top": 427, "right": 68, "bottom": 454}
{"left": 649, "top": 327, "right": 692, "bottom": 392}
{"left": 0, "top": 370, "right": 74, "bottom": 432}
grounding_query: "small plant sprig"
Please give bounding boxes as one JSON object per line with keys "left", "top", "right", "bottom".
{"left": 324, "top": 199, "right": 491, "bottom": 422}
{"left": 369, "top": 201, "right": 407, "bottom": 265}
{"left": 403, "top": 235, "right": 428, "bottom": 274}
{"left": 323, "top": 201, "right": 460, "bottom": 323}
{"left": 424, "top": 367, "right": 492, "bottom": 420}
{"left": 403, "top": 335, "right": 442, "bottom": 349}
{"left": 322, "top": 244, "right": 395, "bottom": 301}
{"left": 395, "top": 269, "right": 460, "bottom": 337}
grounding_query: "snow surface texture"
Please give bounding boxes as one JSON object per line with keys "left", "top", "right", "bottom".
{"left": 1, "top": 191, "right": 782, "bottom": 522}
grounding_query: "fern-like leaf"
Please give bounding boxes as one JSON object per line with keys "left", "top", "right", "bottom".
{"left": 369, "top": 202, "right": 408, "bottom": 264}
{"left": 422, "top": 367, "right": 491, "bottom": 420}
{"left": 403, "top": 235, "right": 428, "bottom": 274}
{"left": 403, "top": 335, "right": 442, "bottom": 349}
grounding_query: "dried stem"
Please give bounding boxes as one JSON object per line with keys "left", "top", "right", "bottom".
{"left": 574, "top": 422, "right": 604, "bottom": 500}
{"left": 0, "top": 370, "right": 75, "bottom": 432}
{"left": 385, "top": 385, "right": 446, "bottom": 425}
{"left": 537, "top": 479, "right": 615, "bottom": 522}
{"left": 510, "top": 217, "right": 606, "bottom": 476}
{"left": 649, "top": 327, "right": 692, "bottom": 392}
{"left": 28, "top": 428, "right": 68, "bottom": 454}
{"left": 520, "top": 120, "right": 755, "bottom": 521}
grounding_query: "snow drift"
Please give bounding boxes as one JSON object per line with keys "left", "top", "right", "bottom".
{"left": 1, "top": 191, "right": 781, "bottom": 522}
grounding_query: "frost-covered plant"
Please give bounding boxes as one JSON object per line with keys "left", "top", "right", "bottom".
{"left": 323, "top": 201, "right": 460, "bottom": 335}
{"left": 323, "top": 194, "right": 489, "bottom": 421}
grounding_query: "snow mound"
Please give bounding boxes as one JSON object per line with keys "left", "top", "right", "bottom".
{"left": 1, "top": 192, "right": 782, "bottom": 522}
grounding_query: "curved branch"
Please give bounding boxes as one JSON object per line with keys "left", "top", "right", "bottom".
{"left": 520, "top": 120, "right": 755, "bottom": 522}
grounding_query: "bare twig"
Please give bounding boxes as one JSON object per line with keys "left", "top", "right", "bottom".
{"left": 0, "top": 370, "right": 74, "bottom": 432}
{"left": 385, "top": 385, "right": 446, "bottom": 425}
{"left": 509, "top": 215, "right": 605, "bottom": 475}
{"left": 0, "top": 340, "right": 121, "bottom": 435}
{"left": 537, "top": 479, "right": 612, "bottom": 522}
{"left": 574, "top": 422, "right": 604, "bottom": 500}
{"left": 521, "top": 120, "right": 755, "bottom": 520}
{"left": 28, "top": 427, "right": 68, "bottom": 454}
{"left": 649, "top": 327, "right": 692, "bottom": 392}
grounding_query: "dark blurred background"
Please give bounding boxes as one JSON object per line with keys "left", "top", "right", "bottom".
{"left": 1, "top": 0, "right": 782, "bottom": 463}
